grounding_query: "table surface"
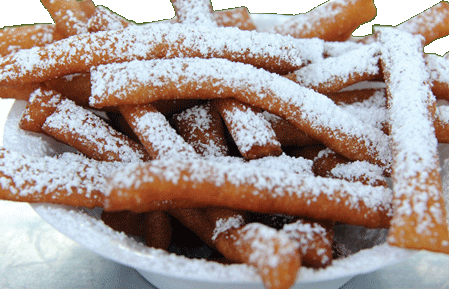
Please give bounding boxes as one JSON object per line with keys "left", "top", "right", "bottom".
{"left": 1, "top": 101, "right": 449, "bottom": 289}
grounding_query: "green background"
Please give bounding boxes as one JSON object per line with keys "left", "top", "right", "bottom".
{"left": 0, "top": 0, "right": 449, "bottom": 55}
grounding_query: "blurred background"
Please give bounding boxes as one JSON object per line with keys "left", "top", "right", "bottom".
{"left": 1, "top": 0, "right": 448, "bottom": 55}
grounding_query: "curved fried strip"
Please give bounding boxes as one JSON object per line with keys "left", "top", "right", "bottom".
{"left": 0, "top": 24, "right": 64, "bottom": 57}
{"left": 170, "top": 208, "right": 301, "bottom": 289}
{"left": 436, "top": 106, "right": 449, "bottom": 143}
{"left": 172, "top": 0, "right": 217, "bottom": 26}
{"left": 41, "top": 0, "right": 94, "bottom": 37}
{"left": 262, "top": 112, "right": 319, "bottom": 147}
{"left": 214, "top": 7, "right": 256, "bottom": 31}
{"left": 42, "top": 99, "right": 150, "bottom": 162}
{"left": 359, "top": 2, "right": 449, "bottom": 45}
{"left": 0, "top": 148, "right": 115, "bottom": 208}
{"left": 44, "top": 73, "right": 91, "bottom": 106}
{"left": 378, "top": 27, "right": 449, "bottom": 254}
{"left": 272, "top": 0, "right": 376, "bottom": 41}
{"left": 285, "top": 43, "right": 381, "bottom": 94}
{"left": 426, "top": 53, "right": 449, "bottom": 101}
{"left": 19, "top": 86, "right": 62, "bottom": 133}
{"left": 174, "top": 4, "right": 275, "bottom": 160}
{"left": 172, "top": 102, "right": 229, "bottom": 157}
{"left": 101, "top": 210, "right": 144, "bottom": 236}
{"left": 313, "top": 148, "right": 388, "bottom": 187}
{"left": 105, "top": 157, "right": 393, "bottom": 228}
{"left": 0, "top": 83, "right": 41, "bottom": 101}
{"left": 0, "top": 23, "right": 321, "bottom": 86}
{"left": 281, "top": 219, "right": 334, "bottom": 268}
{"left": 213, "top": 99, "right": 282, "bottom": 160}
{"left": 326, "top": 88, "right": 383, "bottom": 104}
{"left": 143, "top": 210, "right": 173, "bottom": 250}
{"left": 119, "top": 103, "right": 198, "bottom": 160}
{"left": 88, "top": 6, "right": 132, "bottom": 32}
{"left": 90, "top": 58, "right": 391, "bottom": 168}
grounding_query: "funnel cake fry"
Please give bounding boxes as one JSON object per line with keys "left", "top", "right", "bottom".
{"left": 378, "top": 27, "right": 449, "bottom": 253}
{"left": 119, "top": 103, "right": 198, "bottom": 160}
{"left": 169, "top": 207, "right": 301, "bottom": 289}
{"left": 285, "top": 43, "right": 382, "bottom": 94}
{"left": 0, "top": 23, "right": 323, "bottom": 86}
{"left": 105, "top": 157, "right": 393, "bottom": 228}
{"left": 40, "top": 0, "right": 95, "bottom": 37}
{"left": 213, "top": 99, "right": 282, "bottom": 160}
{"left": 19, "top": 86, "right": 62, "bottom": 133}
{"left": 0, "top": 24, "right": 64, "bottom": 57}
{"left": 272, "top": 0, "right": 376, "bottom": 41}
{"left": 172, "top": 102, "right": 229, "bottom": 157}
{"left": 0, "top": 148, "right": 115, "bottom": 208}
{"left": 42, "top": 99, "right": 150, "bottom": 162}
{"left": 90, "top": 57, "right": 391, "bottom": 168}
{"left": 359, "top": 1, "right": 449, "bottom": 45}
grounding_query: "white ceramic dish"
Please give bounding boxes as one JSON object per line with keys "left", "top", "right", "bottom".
{"left": 4, "top": 13, "right": 448, "bottom": 289}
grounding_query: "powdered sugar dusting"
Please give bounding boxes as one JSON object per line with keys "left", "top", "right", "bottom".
{"left": 0, "top": 148, "right": 117, "bottom": 198}
{"left": 0, "top": 23, "right": 324, "bottom": 85}
{"left": 173, "top": 0, "right": 217, "bottom": 27}
{"left": 90, "top": 57, "right": 391, "bottom": 167}
{"left": 378, "top": 27, "right": 447, "bottom": 239}
{"left": 220, "top": 104, "right": 280, "bottom": 154}
{"left": 108, "top": 157, "right": 393, "bottom": 220}
{"left": 272, "top": 0, "right": 358, "bottom": 36}
{"left": 289, "top": 43, "right": 380, "bottom": 92}
{"left": 212, "top": 214, "right": 245, "bottom": 240}
{"left": 43, "top": 99, "right": 146, "bottom": 162}
{"left": 129, "top": 107, "right": 198, "bottom": 159}
{"left": 397, "top": 2, "right": 449, "bottom": 42}
{"left": 173, "top": 103, "right": 228, "bottom": 157}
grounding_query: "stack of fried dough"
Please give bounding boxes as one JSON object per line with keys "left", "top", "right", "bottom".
{"left": 1, "top": 1, "right": 449, "bottom": 288}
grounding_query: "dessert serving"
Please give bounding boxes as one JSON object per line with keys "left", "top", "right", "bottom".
{"left": 1, "top": 0, "right": 449, "bottom": 288}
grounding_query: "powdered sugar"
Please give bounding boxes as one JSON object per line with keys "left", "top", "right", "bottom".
{"left": 0, "top": 148, "right": 117, "bottom": 198}
{"left": 397, "top": 2, "right": 449, "bottom": 43}
{"left": 90, "top": 57, "right": 391, "bottom": 167}
{"left": 0, "top": 23, "right": 324, "bottom": 85}
{"left": 289, "top": 43, "right": 380, "bottom": 92}
{"left": 220, "top": 103, "right": 280, "bottom": 155}
{"left": 43, "top": 99, "right": 146, "bottom": 162}
{"left": 212, "top": 214, "right": 245, "bottom": 240}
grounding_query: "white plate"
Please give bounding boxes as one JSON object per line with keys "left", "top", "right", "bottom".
{"left": 4, "top": 12, "right": 447, "bottom": 289}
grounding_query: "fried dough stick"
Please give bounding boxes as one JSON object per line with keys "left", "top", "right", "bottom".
{"left": 169, "top": 208, "right": 301, "bottom": 289}
{"left": 261, "top": 112, "right": 319, "bottom": 147}
{"left": 118, "top": 103, "right": 198, "bottom": 160}
{"left": 285, "top": 43, "right": 382, "bottom": 94}
{"left": 172, "top": 102, "right": 229, "bottom": 157}
{"left": 42, "top": 99, "right": 150, "bottom": 162}
{"left": 88, "top": 6, "right": 132, "bottom": 32}
{"left": 312, "top": 148, "right": 388, "bottom": 187}
{"left": 104, "top": 157, "right": 393, "bottom": 228}
{"left": 0, "top": 148, "right": 115, "bottom": 208}
{"left": 214, "top": 7, "right": 256, "bottom": 31}
{"left": 174, "top": 0, "right": 281, "bottom": 160}
{"left": 280, "top": 218, "right": 334, "bottom": 268}
{"left": 377, "top": 27, "right": 449, "bottom": 254}
{"left": 44, "top": 73, "right": 91, "bottom": 106}
{"left": 101, "top": 210, "right": 172, "bottom": 250}
{"left": 359, "top": 2, "right": 449, "bottom": 45}
{"left": 0, "top": 24, "right": 64, "bottom": 57}
{"left": 171, "top": 0, "right": 217, "bottom": 26}
{"left": 272, "top": 0, "right": 376, "bottom": 41}
{"left": 0, "top": 83, "right": 41, "bottom": 101}
{"left": 19, "top": 86, "right": 62, "bottom": 133}
{"left": 40, "top": 0, "right": 95, "bottom": 37}
{"left": 0, "top": 23, "right": 320, "bottom": 86}
{"left": 213, "top": 99, "right": 282, "bottom": 160}
{"left": 90, "top": 58, "right": 391, "bottom": 169}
